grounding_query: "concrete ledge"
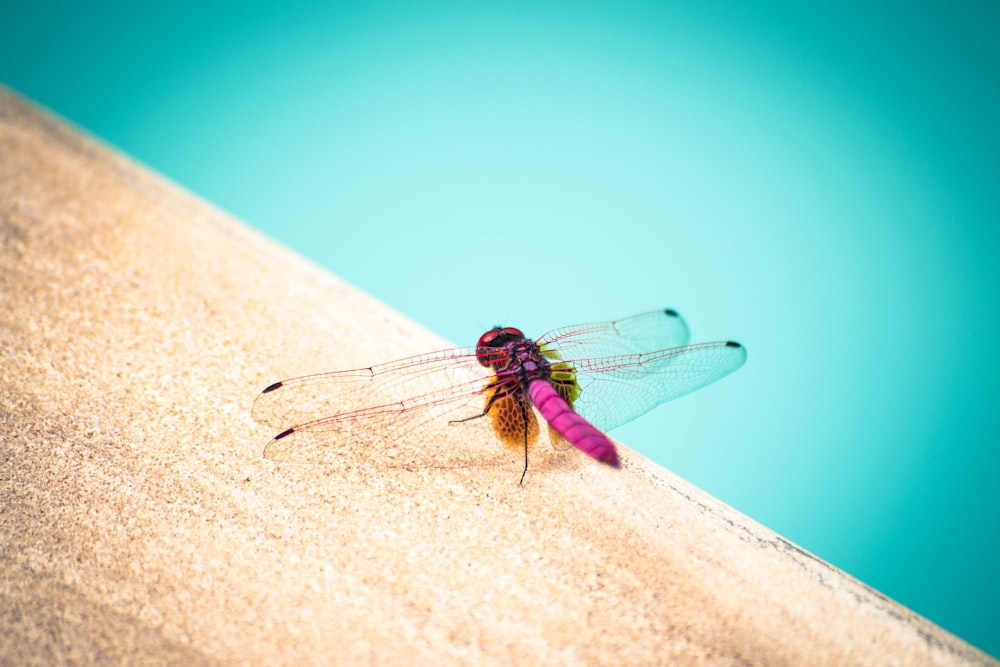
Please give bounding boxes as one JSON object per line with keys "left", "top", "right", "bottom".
{"left": 0, "top": 85, "right": 993, "bottom": 665}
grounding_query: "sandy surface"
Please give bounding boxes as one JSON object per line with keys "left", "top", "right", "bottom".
{"left": 1, "top": 86, "right": 994, "bottom": 666}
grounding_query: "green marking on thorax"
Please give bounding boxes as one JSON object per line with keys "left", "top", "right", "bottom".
{"left": 540, "top": 343, "right": 581, "bottom": 406}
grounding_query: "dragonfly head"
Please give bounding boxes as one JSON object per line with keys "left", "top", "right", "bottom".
{"left": 475, "top": 326, "right": 525, "bottom": 368}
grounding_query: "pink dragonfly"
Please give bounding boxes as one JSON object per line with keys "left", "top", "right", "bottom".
{"left": 252, "top": 308, "right": 746, "bottom": 483}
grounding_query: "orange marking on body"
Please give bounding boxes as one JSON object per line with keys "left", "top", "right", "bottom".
{"left": 485, "top": 389, "right": 539, "bottom": 451}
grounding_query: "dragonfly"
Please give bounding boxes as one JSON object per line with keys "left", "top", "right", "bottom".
{"left": 252, "top": 308, "right": 747, "bottom": 483}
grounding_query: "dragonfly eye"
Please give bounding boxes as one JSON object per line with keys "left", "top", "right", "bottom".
{"left": 475, "top": 326, "right": 525, "bottom": 367}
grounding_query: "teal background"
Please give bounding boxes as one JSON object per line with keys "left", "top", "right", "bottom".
{"left": 2, "top": 1, "right": 997, "bottom": 656}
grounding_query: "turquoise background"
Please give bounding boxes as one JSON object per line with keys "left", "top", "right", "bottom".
{"left": 3, "top": 1, "right": 997, "bottom": 656}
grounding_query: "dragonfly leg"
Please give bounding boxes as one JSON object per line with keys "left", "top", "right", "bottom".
{"left": 448, "top": 411, "right": 488, "bottom": 425}
{"left": 518, "top": 398, "right": 529, "bottom": 486}
{"left": 447, "top": 378, "right": 503, "bottom": 425}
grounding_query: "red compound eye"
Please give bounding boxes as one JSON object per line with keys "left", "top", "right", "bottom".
{"left": 475, "top": 327, "right": 524, "bottom": 367}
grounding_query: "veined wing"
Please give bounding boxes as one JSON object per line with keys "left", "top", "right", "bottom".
{"left": 251, "top": 347, "right": 505, "bottom": 467}
{"left": 538, "top": 308, "right": 691, "bottom": 361}
{"left": 571, "top": 340, "right": 747, "bottom": 433}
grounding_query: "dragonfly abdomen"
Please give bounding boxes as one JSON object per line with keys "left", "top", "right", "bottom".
{"left": 527, "top": 380, "right": 620, "bottom": 468}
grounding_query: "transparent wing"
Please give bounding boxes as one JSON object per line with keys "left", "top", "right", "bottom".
{"left": 251, "top": 347, "right": 513, "bottom": 467}
{"left": 570, "top": 340, "right": 747, "bottom": 432}
{"left": 252, "top": 346, "right": 481, "bottom": 430}
{"left": 538, "top": 308, "right": 691, "bottom": 360}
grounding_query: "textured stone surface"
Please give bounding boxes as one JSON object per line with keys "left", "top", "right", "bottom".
{"left": 1, "top": 85, "right": 994, "bottom": 666}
